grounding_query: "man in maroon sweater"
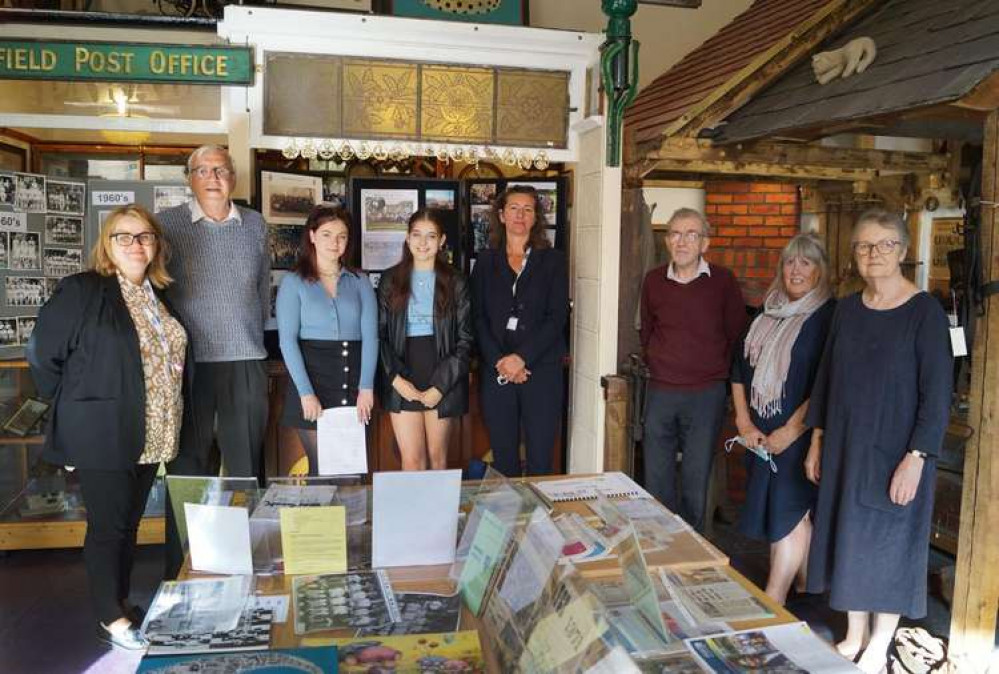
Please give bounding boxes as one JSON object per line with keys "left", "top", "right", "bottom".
{"left": 640, "top": 207, "right": 747, "bottom": 531}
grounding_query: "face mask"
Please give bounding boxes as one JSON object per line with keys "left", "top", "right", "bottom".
{"left": 724, "top": 436, "right": 778, "bottom": 474}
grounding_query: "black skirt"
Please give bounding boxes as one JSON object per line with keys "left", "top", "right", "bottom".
{"left": 282, "top": 339, "right": 362, "bottom": 429}
{"left": 399, "top": 335, "right": 438, "bottom": 412}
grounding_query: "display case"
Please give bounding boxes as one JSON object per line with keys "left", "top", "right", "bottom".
{"left": 0, "top": 359, "right": 165, "bottom": 550}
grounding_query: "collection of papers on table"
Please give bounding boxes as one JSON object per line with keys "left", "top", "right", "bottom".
{"left": 136, "top": 469, "right": 861, "bottom": 673}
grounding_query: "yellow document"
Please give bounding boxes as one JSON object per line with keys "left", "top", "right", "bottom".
{"left": 521, "top": 595, "right": 606, "bottom": 671}
{"left": 280, "top": 505, "right": 347, "bottom": 576}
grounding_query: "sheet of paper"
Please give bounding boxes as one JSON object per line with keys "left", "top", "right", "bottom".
{"left": 686, "top": 622, "right": 858, "bottom": 673}
{"left": 532, "top": 472, "right": 652, "bottom": 502}
{"left": 252, "top": 484, "right": 339, "bottom": 521}
{"left": 280, "top": 505, "right": 347, "bottom": 575}
{"left": 251, "top": 594, "right": 290, "bottom": 623}
{"left": 317, "top": 406, "right": 368, "bottom": 475}
{"left": 458, "top": 508, "right": 511, "bottom": 615}
{"left": 372, "top": 469, "right": 462, "bottom": 568}
{"left": 521, "top": 595, "right": 608, "bottom": 672}
{"left": 497, "top": 508, "right": 564, "bottom": 614}
{"left": 950, "top": 326, "right": 968, "bottom": 357}
{"left": 142, "top": 576, "right": 252, "bottom": 635}
{"left": 185, "top": 503, "right": 253, "bottom": 576}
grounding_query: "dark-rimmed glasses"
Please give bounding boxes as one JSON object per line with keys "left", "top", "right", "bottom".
{"left": 189, "top": 165, "right": 233, "bottom": 180}
{"left": 852, "top": 239, "right": 901, "bottom": 257}
{"left": 110, "top": 232, "right": 158, "bottom": 247}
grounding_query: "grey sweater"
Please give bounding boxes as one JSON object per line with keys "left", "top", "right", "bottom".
{"left": 158, "top": 202, "right": 270, "bottom": 362}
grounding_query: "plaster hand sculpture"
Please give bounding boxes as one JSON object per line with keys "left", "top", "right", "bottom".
{"left": 812, "top": 36, "right": 877, "bottom": 85}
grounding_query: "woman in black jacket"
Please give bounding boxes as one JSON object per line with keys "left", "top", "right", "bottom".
{"left": 470, "top": 185, "right": 569, "bottom": 476}
{"left": 28, "top": 205, "right": 192, "bottom": 651}
{"left": 378, "top": 209, "right": 472, "bottom": 470}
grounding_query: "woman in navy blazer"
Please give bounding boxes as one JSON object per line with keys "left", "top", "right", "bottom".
{"left": 470, "top": 185, "right": 569, "bottom": 476}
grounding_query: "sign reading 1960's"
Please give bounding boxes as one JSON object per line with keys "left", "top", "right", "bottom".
{"left": 0, "top": 40, "right": 254, "bottom": 85}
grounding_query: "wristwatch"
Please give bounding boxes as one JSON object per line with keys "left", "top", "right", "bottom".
{"left": 908, "top": 449, "right": 928, "bottom": 459}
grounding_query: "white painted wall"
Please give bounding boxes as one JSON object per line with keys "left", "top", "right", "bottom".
{"left": 530, "top": 0, "right": 754, "bottom": 91}
{"left": 568, "top": 117, "right": 621, "bottom": 474}
{"left": 642, "top": 187, "right": 705, "bottom": 227}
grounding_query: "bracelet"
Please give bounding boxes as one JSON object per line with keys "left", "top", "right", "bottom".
{"left": 908, "top": 449, "right": 928, "bottom": 459}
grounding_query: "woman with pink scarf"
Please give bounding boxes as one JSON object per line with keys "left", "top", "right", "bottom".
{"left": 730, "top": 232, "right": 835, "bottom": 605}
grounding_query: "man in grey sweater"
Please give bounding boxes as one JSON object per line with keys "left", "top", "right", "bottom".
{"left": 159, "top": 145, "right": 269, "bottom": 575}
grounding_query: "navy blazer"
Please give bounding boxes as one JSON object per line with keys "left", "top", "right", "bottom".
{"left": 27, "top": 271, "right": 194, "bottom": 470}
{"left": 470, "top": 247, "right": 569, "bottom": 371}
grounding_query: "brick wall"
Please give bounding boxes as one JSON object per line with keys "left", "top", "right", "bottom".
{"left": 703, "top": 181, "right": 800, "bottom": 306}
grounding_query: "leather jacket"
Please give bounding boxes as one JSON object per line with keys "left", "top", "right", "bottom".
{"left": 377, "top": 265, "right": 473, "bottom": 417}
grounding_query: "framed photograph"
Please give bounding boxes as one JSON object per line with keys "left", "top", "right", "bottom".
{"left": 269, "top": 225, "right": 303, "bottom": 269}
{"left": 470, "top": 204, "right": 492, "bottom": 254}
{"left": 14, "top": 173, "right": 46, "bottom": 213}
{"left": 9, "top": 232, "right": 40, "bottom": 271}
{"left": 469, "top": 183, "right": 496, "bottom": 206}
{"left": 0, "top": 232, "right": 6, "bottom": 269}
{"left": 426, "top": 189, "right": 456, "bottom": 210}
{"left": 0, "top": 173, "right": 14, "bottom": 207}
{"left": 16, "top": 315, "right": 35, "bottom": 345}
{"left": 46, "top": 180, "right": 86, "bottom": 217}
{"left": 43, "top": 247, "right": 83, "bottom": 278}
{"left": 154, "top": 186, "right": 191, "bottom": 214}
{"left": 322, "top": 175, "right": 346, "bottom": 207}
{"left": 3, "top": 397, "right": 49, "bottom": 436}
{"left": 380, "top": 0, "right": 528, "bottom": 25}
{"left": 0, "top": 317, "right": 15, "bottom": 347}
{"left": 45, "top": 215, "right": 84, "bottom": 246}
{"left": 5, "top": 276, "right": 46, "bottom": 307}
{"left": 261, "top": 171, "right": 322, "bottom": 225}
{"left": 360, "top": 188, "right": 418, "bottom": 270}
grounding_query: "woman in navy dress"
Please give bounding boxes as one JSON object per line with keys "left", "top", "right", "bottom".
{"left": 804, "top": 210, "right": 952, "bottom": 673}
{"left": 731, "top": 232, "right": 834, "bottom": 606}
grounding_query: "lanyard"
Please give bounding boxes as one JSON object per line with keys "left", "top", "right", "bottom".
{"left": 511, "top": 247, "right": 531, "bottom": 298}
{"left": 139, "top": 281, "right": 181, "bottom": 381}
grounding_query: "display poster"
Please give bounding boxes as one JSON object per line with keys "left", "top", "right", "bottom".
{"left": 262, "top": 171, "right": 322, "bottom": 225}
{"left": 360, "top": 188, "right": 417, "bottom": 270}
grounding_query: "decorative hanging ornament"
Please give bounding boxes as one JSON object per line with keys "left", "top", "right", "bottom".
{"left": 318, "top": 139, "right": 337, "bottom": 160}
{"left": 501, "top": 148, "right": 517, "bottom": 166}
{"left": 282, "top": 139, "right": 299, "bottom": 160}
{"left": 435, "top": 147, "right": 449, "bottom": 163}
{"left": 299, "top": 139, "right": 318, "bottom": 160}
{"left": 356, "top": 142, "right": 372, "bottom": 161}
{"left": 533, "top": 151, "right": 550, "bottom": 171}
{"left": 518, "top": 153, "right": 534, "bottom": 170}
{"left": 338, "top": 142, "right": 355, "bottom": 161}
{"left": 372, "top": 144, "right": 389, "bottom": 162}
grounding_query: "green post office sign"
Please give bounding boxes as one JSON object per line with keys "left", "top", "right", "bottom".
{"left": 0, "top": 40, "right": 254, "bottom": 85}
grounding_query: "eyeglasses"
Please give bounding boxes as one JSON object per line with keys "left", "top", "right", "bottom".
{"left": 110, "top": 232, "right": 158, "bottom": 247}
{"left": 504, "top": 205, "right": 535, "bottom": 217}
{"left": 189, "top": 165, "right": 233, "bottom": 180}
{"left": 852, "top": 239, "right": 901, "bottom": 257}
{"left": 666, "top": 230, "right": 704, "bottom": 244}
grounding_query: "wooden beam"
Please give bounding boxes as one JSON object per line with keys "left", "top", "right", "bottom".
{"left": 661, "top": 0, "right": 881, "bottom": 139}
{"left": 652, "top": 138, "right": 949, "bottom": 174}
{"left": 648, "top": 156, "right": 876, "bottom": 182}
{"left": 949, "top": 108, "right": 999, "bottom": 671}
{"left": 952, "top": 72, "right": 999, "bottom": 112}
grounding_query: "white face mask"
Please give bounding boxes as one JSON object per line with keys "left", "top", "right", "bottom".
{"left": 724, "top": 435, "right": 778, "bottom": 474}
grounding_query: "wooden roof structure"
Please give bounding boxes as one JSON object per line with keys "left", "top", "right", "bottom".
{"left": 717, "top": 0, "right": 999, "bottom": 144}
{"left": 624, "top": 0, "right": 880, "bottom": 161}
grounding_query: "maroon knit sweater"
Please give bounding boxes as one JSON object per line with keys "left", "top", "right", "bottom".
{"left": 639, "top": 262, "right": 748, "bottom": 390}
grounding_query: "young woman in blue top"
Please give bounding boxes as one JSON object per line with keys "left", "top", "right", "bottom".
{"left": 378, "top": 209, "right": 472, "bottom": 470}
{"left": 276, "top": 205, "right": 377, "bottom": 475}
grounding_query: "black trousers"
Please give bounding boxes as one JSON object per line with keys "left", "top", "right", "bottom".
{"left": 642, "top": 382, "right": 727, "bottom": 532}
{"left": 76, "top": 464, "right": 158, "bottom": 625}
{"left": 165, "top": 359, "right": 268, "bottom": 577}
{"left": 480, "top": 361, "right": 564, "bottom": 477}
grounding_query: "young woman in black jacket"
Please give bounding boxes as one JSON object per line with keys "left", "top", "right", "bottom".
{"left": 377, "top": 209, "right": 472, "bottom": 470}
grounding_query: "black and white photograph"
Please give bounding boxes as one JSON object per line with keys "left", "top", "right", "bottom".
{"left": 14, "top": 173, "right": 46, "bottom": 213}
{"left": 16, "top": 315, "right": 36, "bottom": 345}
{"left": 0, "top": 173, "right": 13, "bottom": 207}
{"left": 44, "top": 277, "right": 59, "bottom": 300}
{"left": 45, "top": 215, "right": 84, "bottom": 246}
{"left": 0, "top": 317, "right": 16, "bottom": 347}
{"left": 269, "top": 225, "right": 302, "bottom": 270}
{"left": 154, "top": 185, "right": 191, "bottom": 214}
{"left": 355, "top": 591, "right": 461, "bottom": 637}
{"left": 261, "top": 171, "right": 322, "bottom": 225}
{"left": 5, "top": 276, "right": 46, "bottom": 307}
{"left": 293, "top": 570, "right": 397, "bottom": 635}
{"left": 322, "top": 175, "right": 346, "bottom": 207}
{"left": 145, "top": 607, "right": 273, "bottom": 656}
{"left": 0, "top": 232, "right": 7, "bottom": 269}
{"left": 9, "top": 232, "right": 40, "bottom": 271}
{"left": 46, "top": 180, "right": 86, "bottom": 216}
{"left": 43, "top": 248, "right": 83, "bottom": 278}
